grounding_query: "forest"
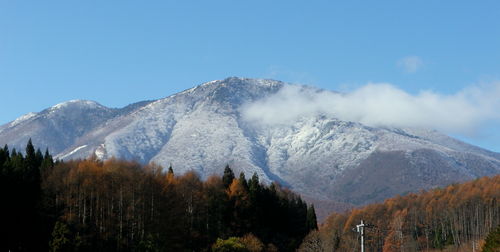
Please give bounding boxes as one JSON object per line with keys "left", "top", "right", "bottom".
{"left": 1, "top": 140, "right": 499, "bottom": 252}
{"left": 0, "top": 140, "right": 317, "bottom": 251}
{"left": 298, "top": 174, "right": 500, "bottom": 251}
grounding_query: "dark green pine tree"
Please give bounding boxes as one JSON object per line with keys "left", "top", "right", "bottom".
{"left": 22, "top": 139, "right": 44, "bottom": 250}
{"left": 482, "top": 224, "right": 500, "bottom": 252}
{"left": 306, "top": 204, "right": 318, "bottom": 231}
{"left": 49, "top": 221, "right": 71, "bottom": 252}
{"left": 239, "top": 172, "right": 248, "bottom": 191}
{"left": 248, "top": 172, "right": 260, "bottom": 209}
{"left": 24, "top": 138, "right": 41, "bottom": 185}
{"left": 0, "top": 145, "right": 10, "bottom": 251}
{"left": 0, "top": 145, "right": 9, "bottom": 167}
{"left": 25, "top": 138, "right": 36, "bottom": 160}
{"left": 168, "top": 164, "right": 174, "bottom": 175}
{"left": 249, "top": 172, "right": 260, "bottom": 194}
{"left": 0, "top": 145, "right": 9, "bottom": 179}
{"left": 9, "top": 148, "right": 23, "bottom": 174}
{"left": 39, "top": 147, "right": 56, "bottom": 249}
{"left": 222, "top": 165, "right": 235, "bottom": 189}
{"left": 35, "top": 148, "right": 43, "bottom": 166}
{"left": 41, "top": 148, "right": 54, "bottom": 172}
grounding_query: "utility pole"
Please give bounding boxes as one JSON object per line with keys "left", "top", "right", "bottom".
{"left": 353, "top": 220, "right": 374, "bottom": 252}
{"left": 357, "top": 220, "right": 366, "bottom": 252}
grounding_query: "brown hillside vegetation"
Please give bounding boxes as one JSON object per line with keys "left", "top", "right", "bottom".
{"left": 42, "top": 158, "right": 316, "bottom": 251}
{"left": 0, "top": 142, "right": 316, "bottom": 251}
{"left": 299, "top": 175, "right": 500, "bottom": 252}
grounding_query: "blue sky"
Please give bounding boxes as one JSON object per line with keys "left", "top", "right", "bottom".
{"left": 1, "top": 1, "right": 499, "bottom": 151}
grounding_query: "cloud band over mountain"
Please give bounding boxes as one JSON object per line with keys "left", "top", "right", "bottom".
{"left": 241, "top": 82, "right": 500, "bottom": 135}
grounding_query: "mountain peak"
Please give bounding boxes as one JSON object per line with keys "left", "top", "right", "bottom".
{"left": 195, "top": 77, "right": 284, "bottom": 90}
{"left": 50, "top": 100, "right": 104, "bottom": 111}
{"left": 220, "top": 76, "right": 284, "bottom": 87}
{"left": 168, "top": 77, "right": 285, "bottom": 108}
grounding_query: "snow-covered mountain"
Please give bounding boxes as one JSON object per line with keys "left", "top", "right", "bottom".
{"left": 1, "top": 77, "right": 500, "bottom": 209}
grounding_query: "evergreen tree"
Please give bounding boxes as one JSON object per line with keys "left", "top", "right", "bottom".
{"left": 211, "top": 237, "right": 249, "bottom": 252}
{"left": 41, "top": 148, "right": 54, "bottom": 174}
{"left": 138, "top": 234, "right": 161, "bottom": 252}
{"left": 222, "top": 165, "right": 235, "bottom": 189}
{"left": 25, "top": 139, "right": 36, "bottom": 166}
{"left": 247, "top": 172, "right": 260, "bottom": 232}
{"left": 249, "top": 172, "right": 260, "bottom": 194}
{"left": 44, "top": 148, "right": 51, "bottom": 159}
{"left": 11, "top": 147, "right": 17, "bottom": 156}
{"left": 24, "top": 139, "right": 44, "bottom": 250}
{"left": 35, "top": 148, "right": 44, "bottom": 166}
{"left": 306, "top": 205, "right": 318, "bottom": 231}
{"left": 167, "top": 164, "right": 175, "bottom": 181}
{"left": 26, "top": 138, "right": 35, "bottom": 156}
{"left": 482, "top": 224, "right": 500, "bottom": 252}
{"left": 239, "top": 172, "right": 248, "bottom": 191}
{"left": 49, "top": 221, "right": 71, "bottom": 252}
{"left": 2, "top": 144, "right": 9, "bottom": 156}
{"left": 0, "top": 145, "right": 8, "bottom": 166}
{"left": 168, "top": 164, "right": 174, "bottom": 175}
{"left": 24, "top": 138, "right": 41, "bottom": 191}
{"left": 0, "top": 145, "right": 9, "bottom": 252}
{"left": 24, "top": 139, "right": 41, "bottom": 183}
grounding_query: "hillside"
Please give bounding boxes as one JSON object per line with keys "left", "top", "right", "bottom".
{"left": 299, "top": 175, "right": 500, "bottom": 251}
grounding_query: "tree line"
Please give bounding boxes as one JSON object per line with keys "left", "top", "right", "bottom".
{"left": 0, "top": 140, "right": 317, "bottom": 251}
{"left": 298, "top": 174, "right": 500, "bottom": 251}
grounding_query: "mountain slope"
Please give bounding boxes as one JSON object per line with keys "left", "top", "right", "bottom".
{"left": 1, "top": 77, "right": 499, "bottom": 208}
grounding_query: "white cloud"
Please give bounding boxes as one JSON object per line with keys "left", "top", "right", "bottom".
{"left": 241, "top": 82, "right": 500, "bottom": 135}
{"left": 397, "top": 56, "right": 423, "bottom": 73}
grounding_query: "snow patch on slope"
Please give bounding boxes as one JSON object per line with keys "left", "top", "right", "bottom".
{"left": 9, "top": 112, "right": 38, "bottom": 128}
{"left": 57, "top": 145, "right": 88, "bottom": 160}
{"left": 94, "top": 144, "right": 107, "bottom": 160}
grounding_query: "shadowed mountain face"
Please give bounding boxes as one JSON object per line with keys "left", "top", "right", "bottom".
{"left": 1, "top": 77, "right": 499, "bottom": 214}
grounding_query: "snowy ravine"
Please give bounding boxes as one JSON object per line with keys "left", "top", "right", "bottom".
{"left": 1, "top": 77, "right": 500, "bottom": 210}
